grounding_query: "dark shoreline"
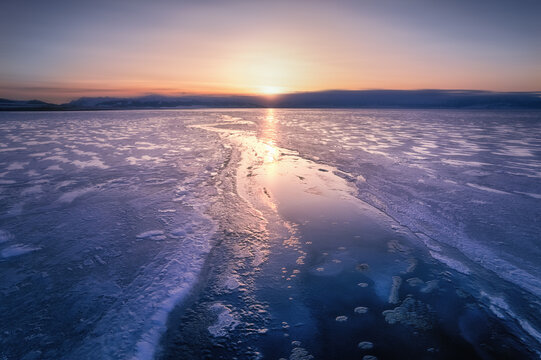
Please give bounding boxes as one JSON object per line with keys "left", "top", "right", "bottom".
{"left": 2, "top": 89, "right": 541, "bottom": 111}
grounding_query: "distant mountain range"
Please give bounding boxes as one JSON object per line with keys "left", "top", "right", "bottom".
{"left": 2, "top": 90, "right": 541, "bottom": 110}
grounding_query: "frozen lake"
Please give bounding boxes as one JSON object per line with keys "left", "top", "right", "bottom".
{"left": 0, "top": 109, "right": 540, "bottom": 359}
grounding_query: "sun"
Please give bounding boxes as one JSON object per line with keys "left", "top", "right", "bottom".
{"left": 260, "top": 86, "right": 284, "bottom": 95}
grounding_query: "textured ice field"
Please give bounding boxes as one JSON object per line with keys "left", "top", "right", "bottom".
{"left": 0, "top": 109, "right": 540, "bottom": 358}
{"left": 0, "top": 111, "right": 228, "bottom": 359}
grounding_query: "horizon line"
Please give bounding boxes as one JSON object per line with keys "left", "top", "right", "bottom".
{"left": 2, "top": 88, "right": 541, "bottom": 106}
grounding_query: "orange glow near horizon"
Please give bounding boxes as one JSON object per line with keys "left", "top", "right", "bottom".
{"left": 1, "top": 1, "right": 540, "bottom": 103}
{"left": 260, "top": 86, "right": 285, "bottom": 95}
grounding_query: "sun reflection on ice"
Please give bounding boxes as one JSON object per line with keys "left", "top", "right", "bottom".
{"left": 261, "top": 109, "right": 280, "bottom": 163}
{"left": 263, "top": 143, "right": 279, "bottom": 163}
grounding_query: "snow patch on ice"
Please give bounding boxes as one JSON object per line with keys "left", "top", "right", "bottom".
{"left": 208, "top": 303, "right": 240, "bottom": 337}
{"left": 1, "top": 244, "right": 41, "bottom": 258}
{"left": 46, "top": 165, "right": 63, "bottom": 171}
{"left": 136, "top": 230, "right": 165, "bottom": 240}
{"left": 21, "top": 185, "right": 43, "bottom": 196}
{"left": 126, "top": 155, "right": 164, "bottom": 165}
{"left": 481, "top": 291, "right": 541, "bottom": 346}
{"left": 0, "top": 147, "right": 26, "bottom": 152}
{"left": 58, "top": 187, "right": 94, "bottom": 203}
{"left": 72, "top": 158, "right": 109, "bottom": 169}
{"left": 514, "top": 191, "right": 541, "bottom": 199}
{"left": 7, "top": 162, "right": 28, "bottom": 170}
{"left": 429, "top": 251, "right": 471, "bottom": 274}
{"left": 43, "top": 155, "right": 71, "bottom": 163}
{"left": 72, "top": 149, "right": 98, "bottom": 156}
{"left": 466, "top": 183, "right": 510, "bottom": 195}
{"left": 223, "top": 275, "right": 241, "bottom": 291}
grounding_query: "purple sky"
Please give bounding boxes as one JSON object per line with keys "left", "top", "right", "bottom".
{"left": 1, "top": 0, "right": 540, "bottom": 102}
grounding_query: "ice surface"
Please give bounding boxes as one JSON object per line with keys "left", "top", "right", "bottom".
{"left": 1, "top": 109, "right": 540, "bottom": 358}
{"left": 0, "top": 110, "right": 225, "bottom": 359}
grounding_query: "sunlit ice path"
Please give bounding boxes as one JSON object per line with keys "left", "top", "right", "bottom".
{"left": 0, "top": 109, "right": 540, "bottom": 360}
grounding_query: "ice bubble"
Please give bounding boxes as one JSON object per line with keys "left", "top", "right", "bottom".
{"left": 388, "top": 276, "right": 402, "bottom": 304}
{"left": 354, "top": 307, "right": 368, "bottom": 314}
{"left": 290, "top": 347, "right": 314, "bottom": 360}
{"left": 362, "top": 355, "right": 378, "bottom": 360}
{"left": 94, "top": 255, "right": 106, "bottom": 265}
{"left": 358, "top": 341, "right": 373, "bottom": 350}
{"left": 382, "top": 296, "right": 433, "bottom": 330}
{"left": 83, "top": 258, "right": 94, "bottom": 266}
{"left": 421, "top": 280, "right": 439, "bottom": 293}
{"left": 335, "top": 315, "right": 348, "bottom": 322}
{"left": 358, "top": 282, "right": 369, "bottom": 287}
{"left": 0, "top": 229, "right": 13, "bottom": 243}
{"left": 406, "top": 278, "right": 424, "bottom": 287}
{"left": 406, "top": 258, "right": 418, "bottom": 273}
{"left": 356, "top": 263, "right": 370, "bottom": 272}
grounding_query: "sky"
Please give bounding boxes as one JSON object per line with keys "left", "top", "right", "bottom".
{"left": 1, "top": 0, "right": 540, "bottom": 103}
